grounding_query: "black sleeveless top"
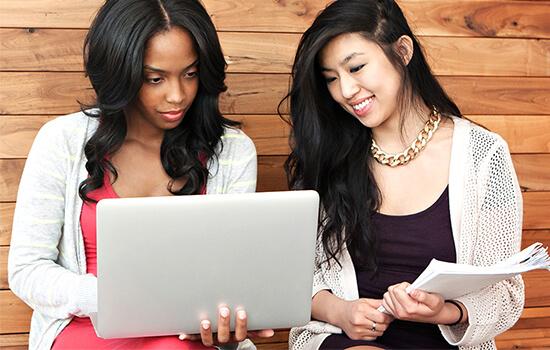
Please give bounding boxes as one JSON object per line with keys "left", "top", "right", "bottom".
{"left": 321, "top": 187, "right": 458, "bottom": 349}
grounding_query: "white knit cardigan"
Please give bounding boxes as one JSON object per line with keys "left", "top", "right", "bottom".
{"left": 289, "top": 117, "right": 525, "bottom": 350}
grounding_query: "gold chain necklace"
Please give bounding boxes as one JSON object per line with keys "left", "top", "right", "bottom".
{"left": 371, "top": 107, "right": 441, "bottom": 167}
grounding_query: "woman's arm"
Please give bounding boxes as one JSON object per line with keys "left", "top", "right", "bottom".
{"left": 8, "top": 118, "right": 97, "bottom": 319}
{"left": 440, "top": 138, "right": 524, "bottom": 345}
{"left": 313, "top": 290, "right": 392, "bottom": 341}
{"left": 219, "top": 129, "right": 257, "bottom": 194}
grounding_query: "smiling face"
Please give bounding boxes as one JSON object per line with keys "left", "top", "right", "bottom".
{"left": 125, "top": 26, "right": 199, "bottom": 133}
{"left": 319, "top": 32, "right": 404, "bottom": 130}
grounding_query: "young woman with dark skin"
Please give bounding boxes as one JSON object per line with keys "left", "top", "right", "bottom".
{"left": 8, "top": 1, "right": 272, "bottom": 349}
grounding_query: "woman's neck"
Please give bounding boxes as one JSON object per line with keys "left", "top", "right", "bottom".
{"left": 371, "top": 104, "right": 431, "bottom": 153}
{"left": 123, "top": 109, "right": 164, "bottom": 150}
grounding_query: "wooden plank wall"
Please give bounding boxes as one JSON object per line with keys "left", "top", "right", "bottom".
{"left": 0, "top": 1, "right": 549, "bottom": 349}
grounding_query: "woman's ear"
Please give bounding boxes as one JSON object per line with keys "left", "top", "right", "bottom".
{"left": 395, "top": 35, "right": 414, "bottom": 66}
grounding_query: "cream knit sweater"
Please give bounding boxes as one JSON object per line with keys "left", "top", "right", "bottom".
{"left": 289, "top": 117, "right": 524, "bottom": 350}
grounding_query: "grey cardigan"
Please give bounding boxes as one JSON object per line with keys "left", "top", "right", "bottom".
{"left": 8, "top": 112, "right": 258, "bottom": 350}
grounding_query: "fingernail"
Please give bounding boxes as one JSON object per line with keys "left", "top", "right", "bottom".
{"left": 220, "top": 307, "right": 229, "bottom": 318}
{"left": 201, "top": 320, "right": 210, "bottom": 330}
{"left": 237, "top": 310, "right": 246, "bottom": 320}
{"left": 178, "top": 334, "right": 186, "bottom": 340}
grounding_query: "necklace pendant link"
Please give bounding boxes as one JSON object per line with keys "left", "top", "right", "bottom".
{"left": 370, "top": 107, "right": 442, "bottom": 167}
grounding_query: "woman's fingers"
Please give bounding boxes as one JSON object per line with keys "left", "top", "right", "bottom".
{"left": 217, "top": 306, "right": 231, "bottom": 343}
{"left": 234, "top": 309, "right": 248, "bottom": 341}
{"left": 196, "top": 307, "right": 273, "bottom": 346}
{"left": 178, "top": 333, "right": 201, "bottom": 341}
{"left": 410, "top": 289, "right": 441, "bottom": 310}
{"left": 199, "top": 320, "right": 213, "bottom": 347}
{"left": 248, "top": 329, "right": 275, "bottom": 338}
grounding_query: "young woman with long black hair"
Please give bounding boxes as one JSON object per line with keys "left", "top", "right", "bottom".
{"left": 8, "top": 0, "right": 272, "bottom": 349}
{"left": 283, "top": 0, "right": 524, "bottom": 349}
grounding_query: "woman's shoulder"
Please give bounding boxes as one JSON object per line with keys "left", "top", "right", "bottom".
{"left": 218, "top": 126, "right": 257, "bottom": 156}
{"left": 40, "top": 110, "right": 98, "bottom": 139}
{"left": 220, "top": 126, "right": 252, "bottom": 141}
{"left": 452, "top": 116, "right": 509, "bottom": 155}
{"left": 31, "top": 111, "right": 99, "bottom": 157}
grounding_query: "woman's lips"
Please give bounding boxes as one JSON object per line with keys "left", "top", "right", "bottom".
{"left": 159, "top": 109, "right": 184, "bottom": 122}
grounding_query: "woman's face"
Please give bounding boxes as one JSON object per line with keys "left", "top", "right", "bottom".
{"left": 126, "top": 26, "right": 199, "bottom": 132}
{"left": 319, "top": 33, "right": 403, "bottom": 129}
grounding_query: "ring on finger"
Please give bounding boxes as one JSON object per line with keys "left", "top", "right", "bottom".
{"left": 371, "top": 321, "right": 377, "bottom": 332}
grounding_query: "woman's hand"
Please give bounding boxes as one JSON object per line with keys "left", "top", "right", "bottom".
{"left": 179, "top": 306, "right": 274, "bottom": 347}
{"left": 336, "top": 298, "right": 393, "bottom": 341}
{"left": 382, "top": 282, "right": 465, "bottom": 325}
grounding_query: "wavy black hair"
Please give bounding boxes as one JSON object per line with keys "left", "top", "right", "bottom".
{"left": 79, "top": 0, "right": 238, "bottom": 202}
{"left": 281, "top": 0, "right": 462, "bottom": 270}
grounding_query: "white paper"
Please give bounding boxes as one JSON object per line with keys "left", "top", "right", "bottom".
{"left": 377, "top": 242, "right": 550, "bottom": 313}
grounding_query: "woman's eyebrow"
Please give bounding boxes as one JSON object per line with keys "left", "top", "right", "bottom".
{"left": 144, "top": 59, "right": 200, "bottom": 73}
{"left": 320, "top": 52, "right": 364, "bottom": 71}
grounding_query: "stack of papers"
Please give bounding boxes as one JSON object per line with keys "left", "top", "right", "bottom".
{"left": 378, "top": 242, "right": 549, "bottom": 312}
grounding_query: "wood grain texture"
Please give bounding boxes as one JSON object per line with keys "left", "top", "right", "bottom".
{"left": 496, "top": 336, "right": 550, "bottom": 349}
{"left": 233, "top": 115, "right": 291, "bottom": 156}
{"left": 257, "top": 156, "right": 289, "bottom": 193}
{"left": 1, "top": 1, "right": 549, "bottom": 39}
{"left": 439, "top": 76, "right": 550, "bottom": 115}
{"left": 0, "top": 159, "right": 26, "bottom": 203}
{"left": 467, "top": 115, "right": 550, "bottom": 153}
{"left": 523, "top": 192, "right": 550, "bottom": 230}
{"left": 0, "top": 333, "right": 28, "bottom": 348}
{"left": 0, "top": 116, "right": 56, "bottom": 158}
{"left": 3, "top": 28, "right": 549, "bottom": 77}
{"left": 400, "top": 0, "right": 550, "bottom": 39}
{"left": 513, "top": 154, "right": 550, "bottom": 192}
{"left": 524, "top": 270, "right": 550, "bottom": 308}
{"left": 0, "top": 291, "right": 32, "bottom": 334}
{"left": 0, "top": 203, "right": 15, "bottom": 246}
{"left": 419, "top": 36, "right": 550, "bottom": 76}
{"left": 522, "top": 230, "right": 550, "bottom": 249}
{"left": 0, "top": 247, "right": 6, "bottom": 289}
{"left": 513, "top": 306, "right": 550, "bottom": 329}
{"left": 0, "top": 72, "right": 92, "bottom": 115}
{"left": 0, "top": 28, "right": 85, "bottom": 71}
{"left": 1, "top": 73, "right": 549, "bottom": 115}
{"left": 496, "top": 327, "right": 550, "bottom": 341}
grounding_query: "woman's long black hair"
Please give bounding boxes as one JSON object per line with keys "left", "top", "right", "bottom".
{"left": 79, "top": 0, "right": 238, "bottom": 202}
{"left": 282, "top": 0, "right": 461, "bottom": 270}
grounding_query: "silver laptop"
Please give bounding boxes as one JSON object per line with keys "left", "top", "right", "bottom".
{"left": 90, "top": 190, "right": 319, "bottom": 339}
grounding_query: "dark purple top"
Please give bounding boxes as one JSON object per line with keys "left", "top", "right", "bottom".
{"left": 321, "top": 186, "right": 458, "bottom": 349}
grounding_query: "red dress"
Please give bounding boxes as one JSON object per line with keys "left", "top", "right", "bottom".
{"left": 52, "top": 175, "right": 210, "bottom": 349}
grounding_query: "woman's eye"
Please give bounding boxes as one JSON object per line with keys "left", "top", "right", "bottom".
{"left": 146, "top": 77, "right": 163, "bottom": 84}
{"left": 324, "top": 76, "right": 337, "bottom": 84}
{"left": 350, "top": 64, "right": 365, "bottom": 73}
{"left": 185, "top": 70, "right": 198, "bottom": 78}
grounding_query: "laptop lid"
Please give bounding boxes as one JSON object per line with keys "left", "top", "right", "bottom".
{"left": 94, "top": 190, "right": 319, "bottom": 338}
